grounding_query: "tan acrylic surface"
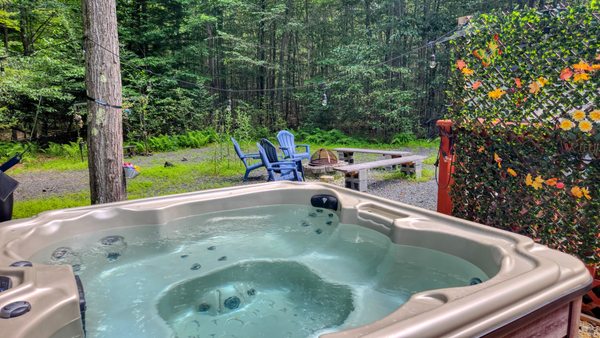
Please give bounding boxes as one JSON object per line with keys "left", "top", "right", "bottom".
{"left": 0, "top": 182, "right": 592, "bottom": 338}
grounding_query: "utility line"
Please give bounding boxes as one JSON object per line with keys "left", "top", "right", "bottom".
{"left": 83, "top": 25, "right": 464, "bottom": 94}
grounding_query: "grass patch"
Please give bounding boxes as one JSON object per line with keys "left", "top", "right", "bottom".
{"left": 12, "top": 157, "right": 88, "bottom": 173}
{"left": 13, "top": 192, "right": 91, "bottom": 219}
{"left": 126, "top": 160, "right": 243, "bottom": 199}
{"left": 423, "top": 154, "right": 438, "bottom": 165}
{"left": 380, "top": 168, "right": 434, "bottom": 183}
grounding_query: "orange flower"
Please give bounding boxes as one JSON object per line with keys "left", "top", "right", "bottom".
{"left": 507, "top": 168, "right": 517, "bottom": 177}
{"left": 571, "top": 186, "right": 583, "bottom": 198}
{"left": 592, "top": 64, "right": 600, "bottom": 71}
{"left": 525, "top": 173, "right": 533, "bottom": 186}
{"left": 461, "top": 68, "right": 474, "bottom": 76}
{"left": 581, "top": 187, "right": 591, "bottom": 200}
{"left": 532, "top": 176, "right": 544, "bottom": 190}
{"left": 473, "top": 49, "right": 483, "bottom": 60}
{"left": 560, "top": 67, "right": 573, "bottom": 81}
{"left": 537, "top": 77, "right": 548, "bottom": 87}
{"left": 494, "top": 152, "right": 502, "bottom": 168}
{"left": 572, "top": 60, "right": 593, "bottom": 72}
{"left": 488, "top": 88, "right": 506, "bottom": 100}
{"left": 456, "top": 60, "right": 466, "bottom": 70}
{"left": 514, "top": 78, "right": 522, "bottom": 88}
{"left": 573, "top": 73, "right": 590, "bottom": 83}
{"left": 529, "top": 81, "right": 541, "bottom": 94}
{"left": 472, "top": 81, "right": 482, "bottom": 90}
{"left": 477, "top": 146, "right": 485, "bottom": 153}
{"left": 545, "top": 178, "right": 557, "bottom": 186}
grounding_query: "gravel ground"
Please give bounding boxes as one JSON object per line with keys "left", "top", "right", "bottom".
{"left": 580, "top": 316, "right": 600, "bottom": 338}
{"left": 11, "top": 146, "right": 438, "bottom": 211}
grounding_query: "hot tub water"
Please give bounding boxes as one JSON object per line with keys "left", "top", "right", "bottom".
{"left": 29, "top": 205, "right": 488, "bottom": 338}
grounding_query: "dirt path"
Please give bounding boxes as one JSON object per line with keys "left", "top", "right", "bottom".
{"left": 12, "top": 147, "right": 216, "bottom": 200}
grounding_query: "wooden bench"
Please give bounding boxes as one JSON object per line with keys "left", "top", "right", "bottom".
{"left": 333, "top": 147, "right": 412, "bottom": 164}
{"left": 334, "top": 155, "right": 426, "bottom": 191}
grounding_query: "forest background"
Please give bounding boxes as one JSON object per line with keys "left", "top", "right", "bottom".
{"left": 1, "top": 0, "right": 540, "bottom": 145}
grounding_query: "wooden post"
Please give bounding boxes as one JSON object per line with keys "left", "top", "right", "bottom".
{"left": 436, "top": 120, "right": 453, "bottom": 215}
{"left": 82, "top": 0, "right": 126, "bottom": 204}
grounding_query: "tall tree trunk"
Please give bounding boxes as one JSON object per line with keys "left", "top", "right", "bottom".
{"left": 82, "top": 0, "right": 126, "bottom": 204}
{"left": 18, "top": 6, "right": 32, "bottom": 56}
{"left": 2, "top": 24, "right": 8, "bottom": 53}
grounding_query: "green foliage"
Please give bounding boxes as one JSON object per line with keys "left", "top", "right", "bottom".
{"left": 391, "top": 132, "right": 417, "bottom": 145}
{"left": 43, "top": 141, "right": 86, "bottom": 159}
{"left": 447, "top": 4, "right": 599, "bottom": 267}
{"left": 130, "top": 129, "right": 217, "bottom": 153}
{"left": 0, "top": 141, "right": 37, "bottom": 163}
{"left": 296, "top": 128, "right": 366, "bottom": 146}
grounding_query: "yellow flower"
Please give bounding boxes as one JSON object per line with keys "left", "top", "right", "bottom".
{"left": 573, "top": 73, "right": 590, "bottom": 83}
{"left": 537, "top": 77, "right": 548, "bottom": 87}
{"left": 590, "top": 110, "right": 600, "bottom": 122}
{"left": 581, "top": 187, "right": 591, "bottom": 200}
{"left": 571, "top": 110, "right": 586, "bottom": 121}
{"left": 579, "top": 119, "right": 593, "bottom": 133}
{"left": 488, "top": 88, "right": 506, "bottom": 100}
{"left": 571, "top": 186, "right": 583, "bottom": 198}
{"left": 528, "top": 81, "right": 541, "bottom": 94}
{"left": 525, "top": 173, "right": 533, "bottom": 186}
{"left": 559, "top": 119, "right": 574, "bottom": 131}
{"left": 461, "top": 68, "right": 474, "bottom": 76}
{"left": 572, "top": 60, "right": 593, "bottom": 72}
{"left": 593, "top": 64, "right": 600, "bottom": 71}
{"left": 507, "top": 168, "right": 517, "bottom": 177}
{"left": 532, "top": 175, "right": 544, "bottom": 190}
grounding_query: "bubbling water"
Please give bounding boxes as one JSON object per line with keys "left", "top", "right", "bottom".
{"left": 30, "top": 204, "right": 489, "bottom": 338}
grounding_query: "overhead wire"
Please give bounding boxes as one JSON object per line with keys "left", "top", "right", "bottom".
{"left": 83, "top": 24, "right": 464, "bottom": 94}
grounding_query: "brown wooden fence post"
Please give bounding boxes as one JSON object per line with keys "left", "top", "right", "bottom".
{"left": 436, "top": 120, "right": 454, "bottom": 215}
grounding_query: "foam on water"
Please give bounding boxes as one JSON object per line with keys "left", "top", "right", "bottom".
{"left": 29, "top": 204, "right": 489, "bottom": 338}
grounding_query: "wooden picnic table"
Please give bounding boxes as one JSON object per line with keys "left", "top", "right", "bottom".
{"left": 334, "top": 155, "right": 426, "bottom": 192}
{"left": 332, "top": 147, "right": 412, "bottom": 164}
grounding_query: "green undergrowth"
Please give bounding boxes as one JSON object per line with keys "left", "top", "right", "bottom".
{"left": 380, "top": 168, "right": 434, "bottom": 183}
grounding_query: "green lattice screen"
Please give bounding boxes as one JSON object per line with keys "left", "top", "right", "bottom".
{"left": 446, "top": 3, "right": 599, "bottom": 267}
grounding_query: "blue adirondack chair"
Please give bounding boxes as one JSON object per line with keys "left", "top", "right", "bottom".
{"left": 276, "top": 130, "right": 310, "bottom": 161}
{"left": 231, "top": 137, "right": 263, "bottom": 181}
{"left": 257, "top": 143, "right": 303, "bottom": 182}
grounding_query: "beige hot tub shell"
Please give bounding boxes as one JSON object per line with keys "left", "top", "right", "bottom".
{"left": 0, "top": 182, "right": 592, "bottom": 337}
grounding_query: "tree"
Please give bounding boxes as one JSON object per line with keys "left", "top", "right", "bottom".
{"left": 82, "top": 0, "right": 125, "bottom": 204}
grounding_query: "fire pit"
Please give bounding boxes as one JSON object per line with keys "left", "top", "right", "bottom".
{"left": 305, "top": 149, "right": 346, "bottom": 175}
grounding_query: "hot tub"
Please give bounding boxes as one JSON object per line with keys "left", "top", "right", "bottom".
{"left": 0, "top": 182, "right": 592, "bottom": 337}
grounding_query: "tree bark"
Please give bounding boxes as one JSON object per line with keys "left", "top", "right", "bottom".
{"left": 82, "top": 0, "right": 126, "bottom": 204}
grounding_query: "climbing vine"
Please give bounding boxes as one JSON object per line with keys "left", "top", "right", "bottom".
{"left": 447, "top": 3, "right": 599, "bottom": 268}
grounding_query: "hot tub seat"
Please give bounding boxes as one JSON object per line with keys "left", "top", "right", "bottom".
{"left": 0, "top": 182, "right": 592, "bottom": 338}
